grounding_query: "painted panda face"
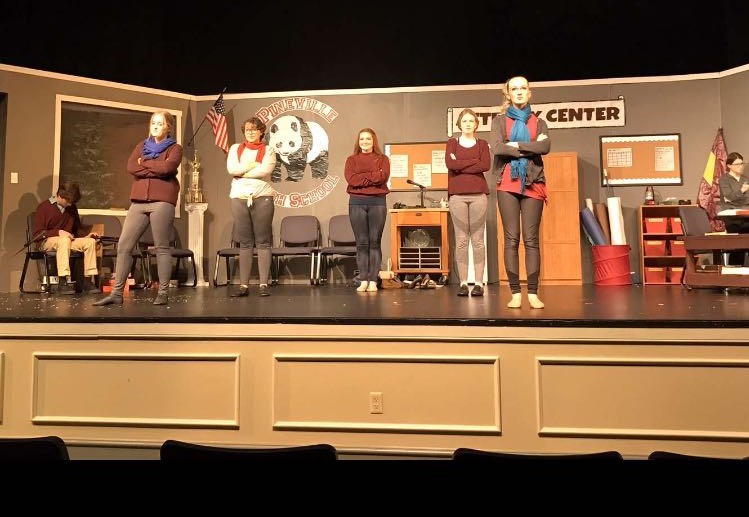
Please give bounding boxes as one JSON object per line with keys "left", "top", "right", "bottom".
{"left": 269, "top": 115, "right": 303, "bottom": 158}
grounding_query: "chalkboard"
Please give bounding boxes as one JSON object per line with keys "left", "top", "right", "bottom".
{"left": 384, "top": 141, "right": 448, "bottom": 191}
{"left": 599, "top": 133, "right": 682, "bottom": 186}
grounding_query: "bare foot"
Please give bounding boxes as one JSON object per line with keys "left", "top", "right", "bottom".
{"left": 366, "top": 282, "right": 378, "bottom": 292}
{"left": 528, "top": 294, "right": 545, "bottom": 309}
{"left": 507, "top": 293, "right": 522, "bottom": 309}
{"left": 356, "top": 281, "right": 369, "bottom": 292}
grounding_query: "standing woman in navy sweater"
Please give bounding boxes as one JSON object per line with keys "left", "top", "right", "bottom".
{"left": 491, "top": 76, "right": 550, "bottom": 309}
{"left": 344, "top": 128, "right": 390, "bottom": 292}
{"left": 445, "top": 108, "right": 491, "bottom": 297}
{"left": 94, "top": 110, "right": 183, "bottom": 306}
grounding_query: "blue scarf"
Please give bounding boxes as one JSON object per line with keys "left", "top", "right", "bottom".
{"left": 507, "top": 105, "right": 532, "bottom": 191}
{"left": 142, "top": 136, "right": 177, "bottom": 159}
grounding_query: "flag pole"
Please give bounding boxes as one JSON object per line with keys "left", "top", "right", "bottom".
{"left": 186, "top": 86, "right": 228, "bottom": 147}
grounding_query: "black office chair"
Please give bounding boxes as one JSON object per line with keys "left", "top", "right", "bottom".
{"left": 160, "top": 440, "right": 338, "bottom": 461}
{"left": 648, "top": 450, "right": 747, "bottom": 462}
{"left": 81, "top": 214, "right": 122, "bottom": 288}
{"left": 271, "top": 215, "right": 321, "bottom": 285}
{"left": 212, "top": 225, "right": 262, "bottom": 287}
{"left": 314, "top": 214, "right": 357, "bottom": 285}
{"left": 0, "top": 435, "right": 70, "bottom": 460}
{"left": 19, "top": 212, "right": 83, "bottom": 293}
{"left": 140, "top": 224, "right": 197, "bottom": 288}
{"left": 452, "top": 447, "right": 623, "bottom": 462}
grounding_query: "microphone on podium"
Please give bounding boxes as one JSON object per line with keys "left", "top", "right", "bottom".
{"left": 406, "top": 179, "right": 426, "bottom": 208}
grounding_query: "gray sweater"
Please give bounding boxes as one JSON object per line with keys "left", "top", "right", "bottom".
{"left": 490, "top": 113, "right": 551, "bottom": 187}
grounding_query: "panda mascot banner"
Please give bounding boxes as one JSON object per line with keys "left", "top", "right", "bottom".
{"left": 256, "top": 97, "right": 339, "bottom": 208}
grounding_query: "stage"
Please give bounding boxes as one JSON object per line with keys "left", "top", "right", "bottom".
{"left": 2, "top": 283, "right": 749, "bottom": 327}
{"left": 1, "top": 283, "right": 749, "bottom": 460}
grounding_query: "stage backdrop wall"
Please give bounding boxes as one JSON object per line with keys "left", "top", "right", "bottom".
{"left": 3, "top": 63, "right": 749, "bottom": 292}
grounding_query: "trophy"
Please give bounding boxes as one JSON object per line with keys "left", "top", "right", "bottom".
{"left": 187, "top": 150, "right": 203, "bottom": 203}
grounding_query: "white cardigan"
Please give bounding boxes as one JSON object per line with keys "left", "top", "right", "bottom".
{"left": 227, "top": 143, "right": 277, "bottom": 201}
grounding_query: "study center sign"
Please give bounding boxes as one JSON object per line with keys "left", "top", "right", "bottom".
{"left": 446, "top": 97, "right": 626, "bottom": 136}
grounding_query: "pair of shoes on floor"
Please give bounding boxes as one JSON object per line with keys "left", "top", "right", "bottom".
{"left": 80, "top": 281, "right": 101, "bottom": 294}
{"left": 258, "top": 284, "right": 271, "bottom": 297}
{"left": 57, "top": 282, "right": 76, "bottom": 295}
{"left": 230, "top": 285, "right": 250, "bottom": 297}
{"left": 403, "top": 275, "right": 422, "bottom": 289}
{"left": 92, "top": 293, "right": 123, "bottom": 306}
{"left": 418, "top": 276, "right": 436, "bottom": 289}
{"left": 471, "top": 284, "right": 484, "bottom": 297}
{"left": 152, "top": 292, "right": 168, "bottom": 305}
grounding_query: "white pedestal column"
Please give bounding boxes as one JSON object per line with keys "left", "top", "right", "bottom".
{"left": 185, "top": 203, "right": 209, "bottom": 287}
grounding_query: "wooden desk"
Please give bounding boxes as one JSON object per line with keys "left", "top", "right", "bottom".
{"left": 683, "top": 234, "right": 749, "bottom": 288}
{"left": 389, "top": 208, "right": 449, "bottom": 276}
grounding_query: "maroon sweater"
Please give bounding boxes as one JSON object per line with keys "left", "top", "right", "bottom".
{"left": 33, "top": 198, "right": 84, "bottom": 240}
{"left": 344, "top": 152, "right": 390, "bottom": 197}
{"left": 445, "top": 137, "right": 491, "bottom": 195}
{"left": 126, "top": 141, "right": 183, "bottom": 204}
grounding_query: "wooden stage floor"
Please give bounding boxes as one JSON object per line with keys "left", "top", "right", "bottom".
{"left": 2, "top": 283, "right": 748, "bottom": 328}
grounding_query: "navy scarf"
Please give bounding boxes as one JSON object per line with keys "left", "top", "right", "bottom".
{"left": 506, "top": 105, "right": 532, "bottom": 191}
{"left": 142, "top": 136, "right": 177, "bottom": 159}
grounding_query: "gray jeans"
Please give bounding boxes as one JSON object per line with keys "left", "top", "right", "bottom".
{"left": 113, "top": 201, "right": 174, "bottom": 294}
{"left": 448, "top": 193, "right": 487, "bottom": 284}
{"left": 230, "top": 196, "right": 274, "bottom": 285}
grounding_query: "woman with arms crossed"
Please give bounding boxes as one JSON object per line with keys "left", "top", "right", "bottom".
{"left": 344, "top": 128, "right": 390, "bottom": 292}
{"left": 445, "top": 108, "right": 491, "bottom": 297}
{"left": 94, "top": 111, "right": 182, "bottom": 306}
{"left": 491, "top": 76, "right": 550, "bottom": 309}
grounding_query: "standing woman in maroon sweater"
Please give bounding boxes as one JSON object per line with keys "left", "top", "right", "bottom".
{"left": 445, "top": 108, "right": 491, "bottom": 297}
{"left": 344, "top": 128, "right": 390, "bottom": 292}
{"left": 94, "top": 110, "right": 183, "bottom": 306}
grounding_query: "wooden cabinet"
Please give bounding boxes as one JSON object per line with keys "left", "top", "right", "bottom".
{"left": 389, "top": 208, "right": 449, "bottom": 276}
{"left": 496, "top": 151, "right": 582, "bottom": 285}
{"left": 638, "top": 204, "right": 689, "bottom": 285}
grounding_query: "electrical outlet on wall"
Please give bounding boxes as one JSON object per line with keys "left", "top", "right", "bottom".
{"left": 369, "top": 392, "right": 383, "bottom": 414}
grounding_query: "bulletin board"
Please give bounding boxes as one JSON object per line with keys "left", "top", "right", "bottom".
{"left": 599, "top": 133, "right": 682, "bottom": 186}
{"left": 384, "top": 142, "right": 448, "bottom": 191}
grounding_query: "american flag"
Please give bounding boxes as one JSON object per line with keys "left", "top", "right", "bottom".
{"left": 206, "top": 93, "right": 229, "bottom": 153}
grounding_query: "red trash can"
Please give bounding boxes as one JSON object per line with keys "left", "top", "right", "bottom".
{"left": 592, "top": 245, "right": 632, "bottom": 286}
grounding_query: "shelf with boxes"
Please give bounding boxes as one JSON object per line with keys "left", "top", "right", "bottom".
{"left": 639, "top": 204, "right": 690, "bottom": 285}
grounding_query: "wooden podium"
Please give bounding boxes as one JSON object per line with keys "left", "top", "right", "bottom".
{"left": 389, "top": 208, "right": 449, "bottom": 277}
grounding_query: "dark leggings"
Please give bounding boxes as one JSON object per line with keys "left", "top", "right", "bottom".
{"left": 497, "top": 190, "right": 544, "bottom": 294}
{"left": 230, "top": 196, "right": 274, "bottom": 285}
{"left": 349, "top": 204, "right": 387, "bottom": 282}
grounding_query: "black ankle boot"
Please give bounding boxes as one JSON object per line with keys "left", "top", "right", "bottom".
{"left": 57, "top": 277, "right": 76, "bottom": 295}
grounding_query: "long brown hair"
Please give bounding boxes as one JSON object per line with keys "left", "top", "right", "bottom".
{"left": 353, "top": 128, "right": 383, "bottom": 155}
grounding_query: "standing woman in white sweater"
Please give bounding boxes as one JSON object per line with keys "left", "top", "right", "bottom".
{"left": 227, "top": 116, "right": 277, "bottom": 297}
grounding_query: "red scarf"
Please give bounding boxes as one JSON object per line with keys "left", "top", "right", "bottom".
{"left": 237, "top": 141, "right": 266, "bottom": 163}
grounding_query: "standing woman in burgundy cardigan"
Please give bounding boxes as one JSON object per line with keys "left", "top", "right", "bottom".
{"left": 344, "top": 128, "right": 390, "bottom": 292}
{"left": 491, "top": 76, "right": 550, "bottom": 309}
{"left": 94, "top": 110, "right": 183, "bottom": 306}
{"left": 445, "top": 108, "right": 491, "bottom": 297}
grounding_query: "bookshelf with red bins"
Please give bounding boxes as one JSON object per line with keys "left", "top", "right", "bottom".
{"left": 639, "top": 205, "right": 691, "bottom": 285}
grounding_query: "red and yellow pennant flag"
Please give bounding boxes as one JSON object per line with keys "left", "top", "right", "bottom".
{"left": 697, "top": 128, "right": 727, "bottom": 231}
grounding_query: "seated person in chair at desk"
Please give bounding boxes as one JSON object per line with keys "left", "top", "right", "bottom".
{"left": 718, "top": 152, "right": 749, "bottom": 265}
{"left": 33, "top": 181, "right": 100, "bottom": 295}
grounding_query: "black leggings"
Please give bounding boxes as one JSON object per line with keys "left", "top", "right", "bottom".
{"left": 349, "top": 204, "right": 387, "bottom": 282}
{"left": 497, "top": 191, "right": 544, "bottom": 294}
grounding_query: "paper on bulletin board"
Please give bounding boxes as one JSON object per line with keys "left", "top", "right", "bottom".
{"left": 431, "top": 151, "right": 448, "bottom": 174}
{"left": 389, "top": 154, "right": 408, "bottom": 178}
{"left": 412, "top": 164, "right": 432, "bottom": 186}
